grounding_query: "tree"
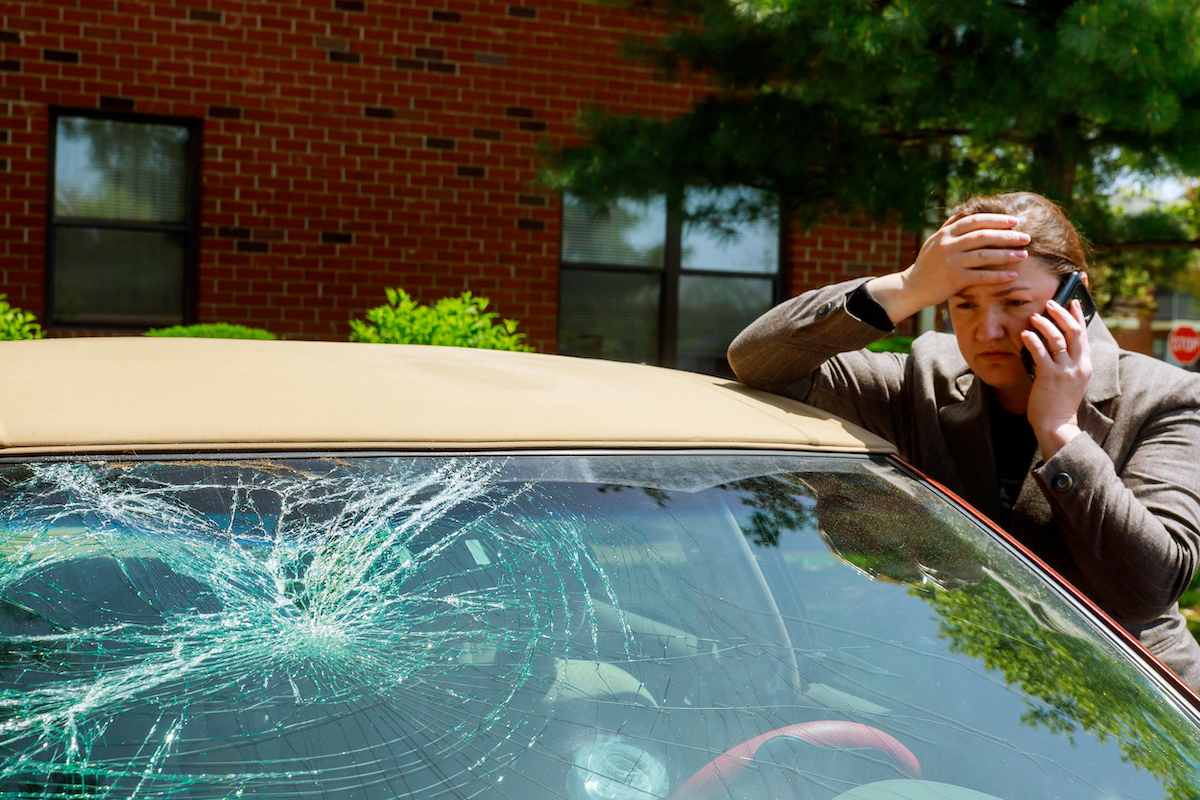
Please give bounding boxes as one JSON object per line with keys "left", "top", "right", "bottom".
{"left": 924, "top": 579, "right": 1200, "bottom": 800}
{"left": 546, "top": 0, "right": 1200, "bottom": 308}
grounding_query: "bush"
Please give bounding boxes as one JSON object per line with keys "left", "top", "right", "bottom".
{"left": 0, "top": 295, "right": 44, "bottom": 341}
{"left": 144, "top": 323, "right": 277, "bottom": 340}
{"left": 866, "top": 335, "right": 913, "bottom": 354}
{"left": 349, "top": 288, "right": 534, "bottom": 352}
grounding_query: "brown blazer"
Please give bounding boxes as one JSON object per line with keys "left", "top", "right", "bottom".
{"left": 728, "top": 277, "right": 1200, "bottom": 688}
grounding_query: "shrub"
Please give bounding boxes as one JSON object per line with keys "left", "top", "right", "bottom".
{"left": 145, "top": 323, "right": 277, "bottom": 340}
{"left": 0, "top": 295, "right": 44, "bottom": 341}
{"left": 349, "top": 288, "right": 534, "bottom": 352}
{"left": 866, "top": 335, "right": 913, "bottom": 354}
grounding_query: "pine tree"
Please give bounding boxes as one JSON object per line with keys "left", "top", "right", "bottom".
{"left": 547, "top": 0, "right": 1200, "bottom": 304}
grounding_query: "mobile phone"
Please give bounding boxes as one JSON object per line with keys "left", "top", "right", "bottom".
{"left": 1021, "top": 271, "right": 1097, "bottom": 376}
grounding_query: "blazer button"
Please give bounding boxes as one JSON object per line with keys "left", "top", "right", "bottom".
{"left": 816, "top": 301, "right": 834, "bottom": 319}
{"left": 1050, "top": 472, "right": 1074, "bottom": 493}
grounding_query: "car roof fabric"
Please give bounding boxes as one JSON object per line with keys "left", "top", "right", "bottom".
{"left": 0, "top": 339, "right": 894, "bottom": 455}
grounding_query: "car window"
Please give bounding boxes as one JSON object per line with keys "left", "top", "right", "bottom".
{"left": 1, "top": 454, "right": 1198, "bottom": 800}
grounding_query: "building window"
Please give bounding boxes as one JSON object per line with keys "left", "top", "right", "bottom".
{"left": 559, "top": 187, "right": 782, "bottom": 376}
{"left": 48, "top": 109, "right": 201, "bottom": 327}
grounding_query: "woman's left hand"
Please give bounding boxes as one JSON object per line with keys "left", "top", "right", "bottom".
{"left": 1022, "top": 298, "right": 1093, "bottom": 458}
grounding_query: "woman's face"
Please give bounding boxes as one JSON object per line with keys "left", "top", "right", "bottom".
{"left": 948, "top": 257, "right": 1063, "bottom": 391}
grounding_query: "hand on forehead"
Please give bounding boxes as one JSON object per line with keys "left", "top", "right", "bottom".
{"left": 943, "top": 212, "right": 1024, "bottom": 236}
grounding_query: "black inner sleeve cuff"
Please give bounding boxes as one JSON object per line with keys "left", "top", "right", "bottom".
{"left": 845, "top": 284, "right": 896, "bottom": 333}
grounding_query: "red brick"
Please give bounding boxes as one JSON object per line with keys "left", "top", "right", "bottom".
{"left": 0, "top": 0, "right": 906, "bottom": 351}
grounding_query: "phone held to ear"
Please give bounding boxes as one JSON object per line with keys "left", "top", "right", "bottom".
{"left": 1021, "top": 271, "right": 1098, "bottom": 376}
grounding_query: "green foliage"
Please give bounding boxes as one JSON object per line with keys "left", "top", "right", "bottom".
{"left": 925, "top": 580, "right": 1200, "bottom": 800}
{"left": 348, "top": 289, "right": 534, "bottom": 352}
{"left": 547, "top": 0, "right": 1200, "bottom": 306}
{"left": 1074, "top": 198, "right": 1199, "bottom": 312}
{"left": 144, "top": 323, "right": 277, "bottom": 340}
{"left": 0, "top": 295, "right": 44, "bottom": 341}
{"left": 865, "top": 335, "right": 913, "bottom": 354}
{"left": 1181, "top": 571, "right": 1200, "bottom": 641}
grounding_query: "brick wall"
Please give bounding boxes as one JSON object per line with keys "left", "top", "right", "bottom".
{"left": 787, "top": 215, "right": 919, "bottom": 296}
{"left": 0, "top": 0, "right": 910, "bottom": 348}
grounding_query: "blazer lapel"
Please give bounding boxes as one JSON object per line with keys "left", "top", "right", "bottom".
{"left": 938, "top": 371, "right": 1001, "bottom": 518}
{"left": 1078, "top": 316, "right": 1120, "bottom": 447}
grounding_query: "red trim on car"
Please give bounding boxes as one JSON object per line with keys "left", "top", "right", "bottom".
{"left": 888, "top": 453, "right": 1200, "bottom": 711}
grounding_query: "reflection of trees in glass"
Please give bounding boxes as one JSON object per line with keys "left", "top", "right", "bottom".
{"left": 681, "top": 186, "right": 779, "bottom": 270}
{"left": 676, "top": 276, "right": 773, "bottom": 372}
{"left": 558, "top": 270, "right": 660, "bottom": 362}
{"left": 720, "top": 475, "right": 816, "bottom": 547}
{"left": 562, "top": 196, "right": 664, "bottom": 267}
{"left": 597, "top": 468, "right": 1200, "bottom": 799}
{"left": 795, "top": 472, "right": 987, "bottom": 589}
{"left": 594, "top": 484, "right": 670, "bottom": 508}
{"left": 922, "top": 579, "right": 1200, "bottom": 800}
{"left": 56, "top": 118, "right": 188, "bottom": 223}
{"left": 53, "top": 228, "right": 184, "bottom": 324}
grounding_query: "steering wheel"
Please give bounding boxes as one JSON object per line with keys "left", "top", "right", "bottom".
{"left": 671, "top": 720, "right": 921, "bottom": 798}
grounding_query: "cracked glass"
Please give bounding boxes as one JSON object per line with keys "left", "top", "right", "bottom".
{"left": 2, "top": 453, "right": 1198, "bottom": 800}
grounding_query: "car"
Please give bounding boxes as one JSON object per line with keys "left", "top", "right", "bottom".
{"left": 1, "top": 337, "right": 1199, "bottom": 800}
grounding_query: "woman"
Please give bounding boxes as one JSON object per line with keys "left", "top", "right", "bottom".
{"left": 728, "top": 191, "right": 1200, "bottom": 688}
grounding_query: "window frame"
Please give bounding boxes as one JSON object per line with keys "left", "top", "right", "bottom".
{"left": 558, "top": 190, "right": 788, "bottom": 369}
{"left": 45, "top": 106, "right": 203, "bottom": 329}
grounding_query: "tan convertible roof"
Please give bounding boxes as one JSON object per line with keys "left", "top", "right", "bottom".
{"left": 0, "top": 338, "right": 894, "bottom": 455}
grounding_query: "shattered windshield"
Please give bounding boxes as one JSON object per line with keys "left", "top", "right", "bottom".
{"left": 1, "top": 453, "right": 1198, "bottom": 800}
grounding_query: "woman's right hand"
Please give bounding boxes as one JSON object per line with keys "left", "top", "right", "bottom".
{"left": 865, "top": 213, "right": 1031, "bottom": 324}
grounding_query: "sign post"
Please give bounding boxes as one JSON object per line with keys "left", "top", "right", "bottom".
{"left": 1167, "top": 324, "right": 1200, "bottom": 367}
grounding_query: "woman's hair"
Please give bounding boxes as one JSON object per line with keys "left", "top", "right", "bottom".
{"left": 949, "top": 192, "right": 1088, "bottom": 274}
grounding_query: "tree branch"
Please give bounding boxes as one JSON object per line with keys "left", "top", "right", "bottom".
{"left": 1096, "top": 240, "right": 1200, "bottom": 251}
{"left": 877, "top": 127, "right": 1032, "bottom": 146}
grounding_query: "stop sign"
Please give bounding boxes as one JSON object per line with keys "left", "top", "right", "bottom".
{"left": 1168, "top": 324, "right": 1200, "bottom": 366}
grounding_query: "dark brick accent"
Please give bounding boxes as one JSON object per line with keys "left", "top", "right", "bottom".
{"left": 475, "top": 52, "right": 506, "bottom": 66}
{"left": 457, "top": 165, "right": 485, "bottom": 178}
{"left": 44, "top": 49, "right": 80, "bottom": 64}
{"left": 427, "top": 61, "right": 457, "bottom": 75}
{"left": 431, "top": 10, "right": 462, "bottom": 22}
{"left": 0, "top": 159, "right": 7, "bottom": 172}
{"left": 518, "top": 194, "right": 547, "bottom": 206}
{"left": 321, "top": 231, "right": 353, "bottom": 244}
{"left": 473, "top": 128, "right": 502, "bottom": 141}
{"left": 505, "top": 106, "right": 534, "bottom": 118}
{"left": 0, "top": 130, "right": 8, "bottom": 144}
{"left": 0, "top": 61, "right": 20, "bottom": 72}
{"left": 0, "top": 31, "right": 20, "bottom": 44}
{"left": 236, "top": 240, "right": 269, "bottom": 253}
{"left": 426, "top": 137, "right": 455, "bottom": 150}
{"left": 517, "top": 219, "right": 545, "bottom": 231}
{"left": 519, "top": 120, "right": 546, "bottom": 132}
{"left": 209, "top": 105, "right": 242, "bottom": 119}
{"left": 218, "top": 226, "right": 250, "bottom": 239}
{"left": 334, "top": 0, "right": 365, "bottom": 9}
{"left": 100, "top": 96, "right": 135, "bottom": 112}
{"left": 187, "top": 8, "right": 222, "bottom": 22}
{"left": 394, "top": 58, "right": 424, "bottom": 70}
{"left": 364, "top": 106, "right": 395, "bottom": 119}
{"left": 315, "top": 35, "right": 349, "bottom": 51}
{"left": 415, "top": 48, "right": 443, "bottom": 60}
{"left": 508, "top": 5, "right": 536, "bottom": 18}
{"left": 329, "top": 50, "right": 361, "bottom": 64}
